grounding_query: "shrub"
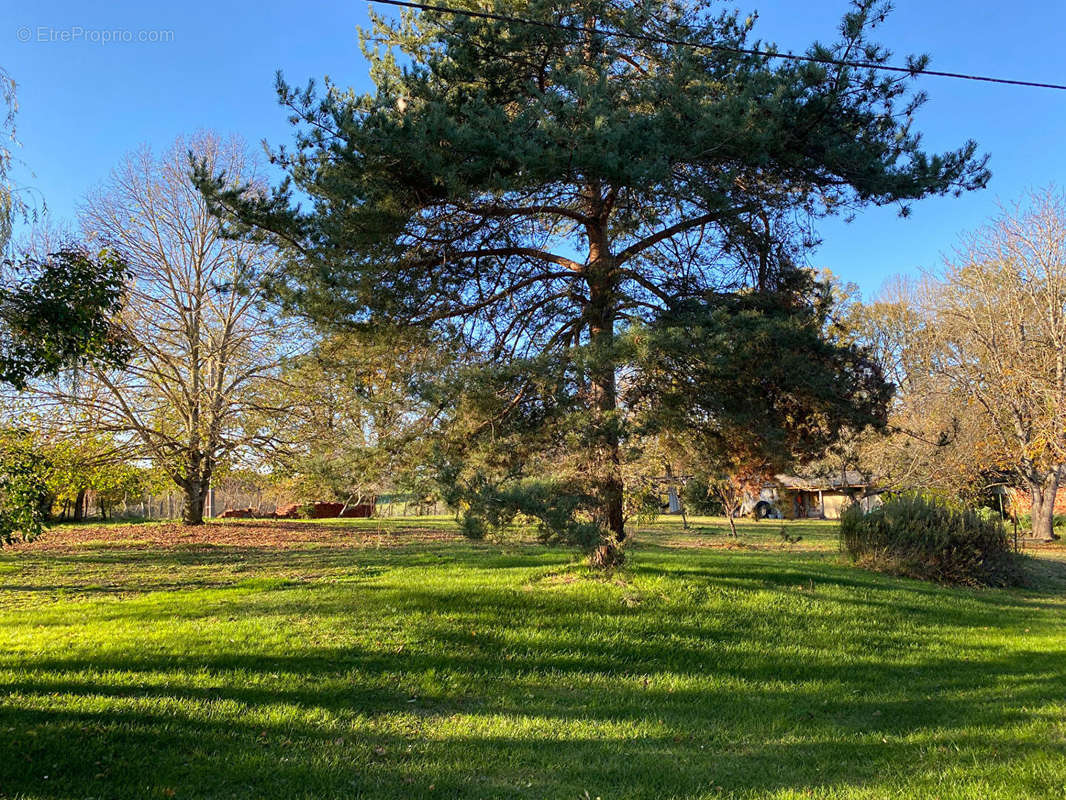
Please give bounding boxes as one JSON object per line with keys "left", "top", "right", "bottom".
{"left": 0, "top": 432, "right": 54, "bottom": 545}
{"left": 839, "top": 492, "right": 1017, "bottom": 586}
{"left": 681, "top": 474, "right": 724, "bottom": 516}
{"left": 974, "top": 506, "right": 1004, "bottom": 524}
{"left": 626, "top": 484, "right": 662, "bottom": 527}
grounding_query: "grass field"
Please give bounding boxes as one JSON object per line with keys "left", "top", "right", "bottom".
{"left": 1, "top": 516, "right": 1064, "bottom": 799}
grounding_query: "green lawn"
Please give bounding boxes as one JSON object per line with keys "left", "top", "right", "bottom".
{"left": 1, "top": 516, "right": 1064, "bottom": 799}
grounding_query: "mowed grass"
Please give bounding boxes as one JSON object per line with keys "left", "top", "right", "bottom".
{"left": 0, "top": 517, "right": 1064, "bottom": 799}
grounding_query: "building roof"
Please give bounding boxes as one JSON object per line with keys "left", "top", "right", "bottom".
{"left": 773, "top": 471, "right": 870, "bottom": 490}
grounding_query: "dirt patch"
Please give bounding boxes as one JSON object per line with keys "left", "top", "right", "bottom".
{"left": 10, "top": 521, "right": 462, "bottom": 553}
{"left": 649, "top": 536, "right": 771, "bottom": 551}
{"left": 1021, "top": 538, "right": 1066, "bottom": 554}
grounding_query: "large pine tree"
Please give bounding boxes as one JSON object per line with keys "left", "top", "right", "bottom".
{"left": 200, "top": 0, "right": 988, "bottom": 560}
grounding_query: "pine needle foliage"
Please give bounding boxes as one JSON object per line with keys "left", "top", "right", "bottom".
{"left": 196, "top": 0, "right": 989, "bottom": 560}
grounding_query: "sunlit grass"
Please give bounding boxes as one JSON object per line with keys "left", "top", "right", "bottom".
{"left": 0, "top": 516, "right": 1064, "bottom": 799}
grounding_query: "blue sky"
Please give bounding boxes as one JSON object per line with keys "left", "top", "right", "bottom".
{"left": 4, "top": 0, "right": 1065, "bottom": 297}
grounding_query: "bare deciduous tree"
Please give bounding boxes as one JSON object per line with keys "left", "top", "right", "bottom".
{"left": 40, "top": 133, "right": 286, "bottom": 524}
{"left": 837, "top": 278, "right": 994, "bottom": 500}
{"left": 925, "top": 190, "right": 1066, "bottom": 540}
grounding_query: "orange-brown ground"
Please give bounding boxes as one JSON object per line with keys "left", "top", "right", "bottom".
{"left": 10, "top": 520, "right": 462, "bottom": 554}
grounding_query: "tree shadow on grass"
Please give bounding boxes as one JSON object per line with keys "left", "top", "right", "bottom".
{"left": 1, "top": 544, "right": 1064, "bottom": 798}
{"left": 2, "top": 640, "right": 1064, "bottom": 800}
{"left": 4, "top": 699, "right": 1062, "bottom": 800}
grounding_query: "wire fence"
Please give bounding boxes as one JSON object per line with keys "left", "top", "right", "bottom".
{"left": 74, "top": 488, "right": 447, "bottom": 522}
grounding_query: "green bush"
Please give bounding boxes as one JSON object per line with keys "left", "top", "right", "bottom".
{"left": 626, "top": 484, "right": 662, "bottom": 527}
{"left": 681, "top": 475, "right": 724, "bottom": 516}
{"left": 0, "top": 431, "right": 54, "bottom": 545}
{"left": 839, "top": 493, "right": 1017, "bottom": 586}
{"left": 974, "top": 506, "right": 1004, "bottom": 524}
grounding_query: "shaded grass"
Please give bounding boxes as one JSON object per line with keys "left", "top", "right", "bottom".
{"left": 0, "top": 517, "right": 1064, "bottom": 799}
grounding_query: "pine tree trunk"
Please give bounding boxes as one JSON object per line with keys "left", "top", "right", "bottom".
{"left": 586, "top": 254, "right": 625, "bottom": 566}
{"left": 1029, "top": 470, "right": 1060, "bottom": 541}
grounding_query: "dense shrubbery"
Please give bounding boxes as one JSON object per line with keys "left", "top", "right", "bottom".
{"left": 839, "top": 493, "right": 1018, "bottom": 586}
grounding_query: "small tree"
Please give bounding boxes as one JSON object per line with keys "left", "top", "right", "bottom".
{"left": 707, "top": 472, "right": 763, "bottom": 537}
{"left": 0, "top": 239, "right": 130, "bottom": 537}
{"left": 87, "top": 462, "right": 145, "bottom": 519}
{"left": 263, "top": 327, "right": 455, "bottom": 509}
{"left": 0, "top": 430, "right": 53, "bottom": 545}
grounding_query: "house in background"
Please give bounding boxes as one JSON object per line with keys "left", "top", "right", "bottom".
{"left": 1002, "top": 467, "right": 1066, "bottom": 519}
{"left": 747, "top": 471, "right": 879, "bottom": 520}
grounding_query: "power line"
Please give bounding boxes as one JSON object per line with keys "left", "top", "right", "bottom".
{"left": 369, "top": 0, "right": 1066, "bottom": 92}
